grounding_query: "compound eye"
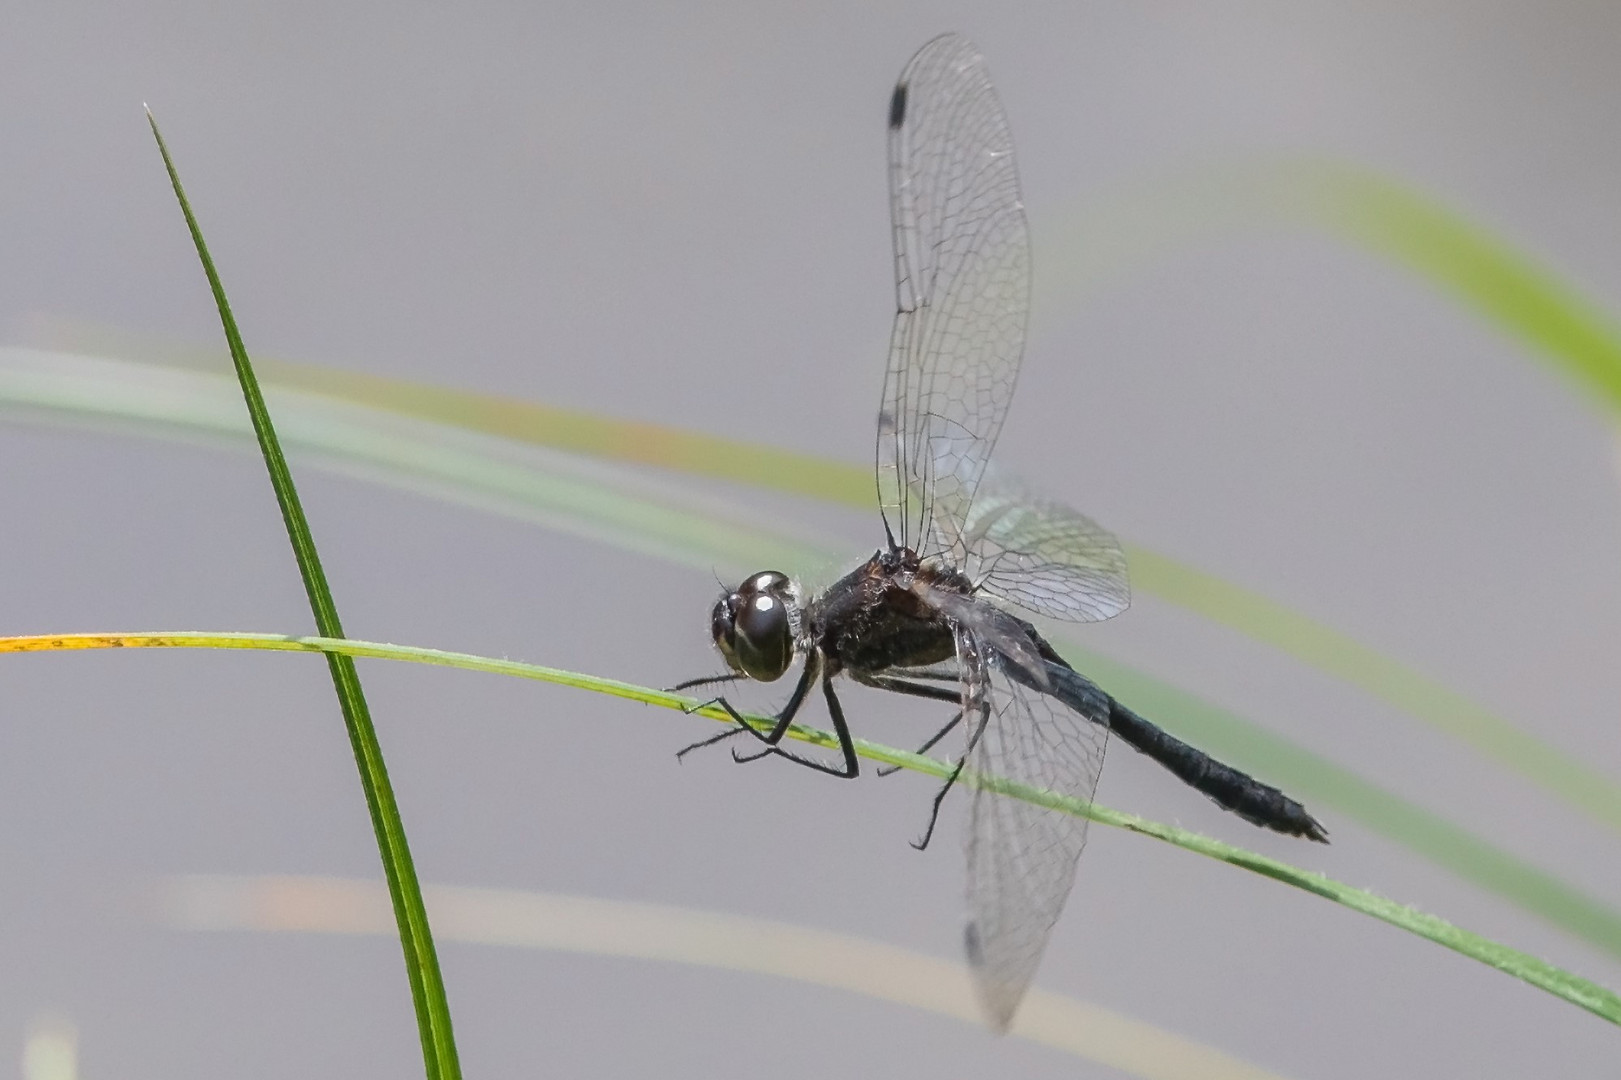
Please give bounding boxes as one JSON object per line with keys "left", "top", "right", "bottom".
{"left": 733, "top": 591, "right": 792, "bottom": 682}
{"left": 743, "top": 570, "right": 790, "bottom": 594}
{"left": 709, "top": 593, "right": 738, "bottom": 664}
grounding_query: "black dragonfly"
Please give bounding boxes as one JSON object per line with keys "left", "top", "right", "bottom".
{"left": 675, "top": 32, "right": 1327, "bottom": 1031}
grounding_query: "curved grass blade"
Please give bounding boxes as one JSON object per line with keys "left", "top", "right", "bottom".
{"left": 4, "top": 348, "right": 1620, "bottom": 957}
{"left": 1121, "top": 549, "right": 1621, "bottom": 837}
{"left": 1289, "top": 158, "right": 1621, "bottom": 411}
{"left": 164, "top": 873, "right": 1302, "bottom": 1078}
{"left": 1035, "top": 156, "right": 1621, "bottom": 418}
{"left": 163, "top": 355, "right": 1621, "bottom": 839}
{"left": 18, "top": 342, "right": 1615, "bottom": 841}
{"left": 3, "top": 630, "right": 1617, "bottom": 1027}
{"left": 0, "top": 348, "right": 823, "bottom": 576}
{"left": 1070, "top": 649, "right": 1621, "bottom": 963}
{"left": 145, "top": 114, "right": 459, "bottom": 1080}
{"left": 25, "top": 153, "right": 1621, "bottom": 838}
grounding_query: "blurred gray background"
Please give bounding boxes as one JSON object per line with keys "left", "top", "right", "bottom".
{"left": 3, "top": 1, "right": 1620, "bottom": 1076}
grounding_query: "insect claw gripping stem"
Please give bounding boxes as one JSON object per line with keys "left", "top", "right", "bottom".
{"left": 675, "top": 722, "right": 747, "bottom": 761}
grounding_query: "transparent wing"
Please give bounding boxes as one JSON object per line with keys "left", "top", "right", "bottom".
{"left": 957, "top": 629, "right": 1108, "bottom": 1031}
{"left": 917, "top": 577, "right": 1048, "bottom": 688}
{"left": 877, "top": 33, "right": 1030, "bottom": 560}
{"left": 941, "top": 478, "right": 1131, "bottom": 623}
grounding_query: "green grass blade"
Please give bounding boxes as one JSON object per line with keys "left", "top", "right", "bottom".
{"left": 4, "top": 348, "right": 1619, "bottom": 958}
{"left": 145, "top": 113, "right": 460, "bottom": 1080}
{"left": 6, "top": 630, "right": 1618, "bottom": 1028}
{"left": 1036, "top": 157, "right": 1621, "bottom": 418}
{"left": 17, "top": 343, "right": 1612, "bottom": 838}
{"left": 241, "top": 156, "right": 1621, "bottom": 836}
{"left": 244, "top": 358, "right": 1621, "bottom": 837}
{"left": 26, "top": 154, "right": 1621, "bottom": 840}
{"left": 0, "top": 349, "right": 823, "bottom": 576}
{"left": 1288, "top": 159, "right": 1621, "bottom": 410}
{"left": 1122, "top": 549, "right": 1621, "bottom": 834}
{"left": 1069, "top": 648, "right": 1621, "bottom": 959}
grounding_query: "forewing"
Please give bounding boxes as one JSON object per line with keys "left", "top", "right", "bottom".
{"left": 955, "top": 482, "right": 1131, "bottom": 623}
{"left": 958, "top": 632, "right": 1108, "bottom": 1031}
{"left": 877, "top": 33, "right": 1030, "bottom": 559}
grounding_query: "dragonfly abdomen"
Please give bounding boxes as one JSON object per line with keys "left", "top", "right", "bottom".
{"left": 1037, "top": 661, "right": 1330, "bottom": 843}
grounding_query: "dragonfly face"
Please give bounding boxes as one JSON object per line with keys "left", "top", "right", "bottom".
{"left": 709, "top": 570, "right": 798, "bottom": 682}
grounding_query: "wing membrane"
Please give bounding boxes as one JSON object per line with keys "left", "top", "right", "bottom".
{"left": 959, "top": 633, "right": 1108, "bottom": 1030}
{"left": 950, "top": 480, "right": 1130, "bottom": 623}
{"left": 877, "top": 33, "right": 1030, "bottom": 559}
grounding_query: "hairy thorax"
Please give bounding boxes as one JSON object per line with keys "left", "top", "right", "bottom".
{"left": 809, "top": 548, "right": 972, "bottom": 675}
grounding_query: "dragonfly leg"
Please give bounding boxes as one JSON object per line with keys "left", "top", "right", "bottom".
{"left": 853, "top": 674, "right": 964, "bottom": 777}
{"left": 675, "top": 692, "right": 732, "bottom": 718}
{"left": 877, "top": 709, "right": 963, "bottom": 777}
{"left": 726, "top": 654, "right": 819, "bottom": 751}
{"left": 734, "top": 671, "right": 859, "bottom": 778}
{"left": 675, "top": 660, "right": 815, "bottom": 760}
{"left": 674, "top": 719, "right": 748, "bottom": 761}
{"left": 669, "top": 672, "right": 744, "bottom": 694}
{"left": 910, "top": 697, "right": 991, "bottom": 851}
{"left": 855, "top": 674, "right": 961, "bottom": 704}
{"left": 684, "top": 654, "right": 858, "bottom": 778}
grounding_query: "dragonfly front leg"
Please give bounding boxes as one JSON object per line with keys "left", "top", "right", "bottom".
{"left": 671, "top": 673, "right": 753, "bottom": 761}
{"left": 673, "top": 722, "right": 749, "bottom": 761}
{"left": 732, "top": 665, "right": 859, "bottom": 779}
{"left": 678, "top": 653, "right": 835, "bottom": 771}
{"left": 725, "top": 650, "right": 819, "bottom": 748}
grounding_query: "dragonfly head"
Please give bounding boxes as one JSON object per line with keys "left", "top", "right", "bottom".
{"left": 710, "top": 570, "right": 796, "bottom": 682}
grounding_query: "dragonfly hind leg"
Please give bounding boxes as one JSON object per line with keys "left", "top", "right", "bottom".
{"left": 852, "top": 673, "right": 963, "bottom": 777}
{"left": 909, "top": 698, "right": 992, "bottom": 851}
{"left": 875, "top": 708, "right": 962, "bottom": 778}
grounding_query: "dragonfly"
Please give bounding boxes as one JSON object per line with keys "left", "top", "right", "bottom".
{"left": 675, "top": 32, "right": 1328, "bottom": 1031}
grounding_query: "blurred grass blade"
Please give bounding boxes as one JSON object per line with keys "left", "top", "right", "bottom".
{"left": 165, "top": 873, "right": 1300, "bottom": 1078}
{"left": 221, "top": 356, "right": 1621, "bottom": 838}
{"left": 212, "top": 154, "right": 1621, "bottom": 837}
{"left": 0, "top": 348, "right": 822, "bottom": 575}
{"left": 145, "top": 114, "right": 460, "bottom": 1080}
{"left": 1033, "top": 154, "right": 1621, "bottom": 827}
{"left": 1038, "top": 156, "right": 1621, "bottom": 417}
{"left": 24, "top": 156, "right": 1621, "bottom": 841}
{"left": 4, "top": 631, "right": 1619, "bottom": 1027}
{"left": 1291, "top": 158, "right": 1621, "bottom": 410}
{"left": 33, "top": 337, "right": 1620, "bottom": 842}
{"left": 1071, "top": 649, "right": 1621, "bottom": 962}
{"left": 1122, "top": 549, "right": 1621, "bottom": 835}
{"left": 4, "top": 347, "right": 1620, "bottom": 958}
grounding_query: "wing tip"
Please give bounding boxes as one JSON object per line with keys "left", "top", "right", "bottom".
{"left": 965, "top": 920, "right": 1020, "bottom": 1033}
